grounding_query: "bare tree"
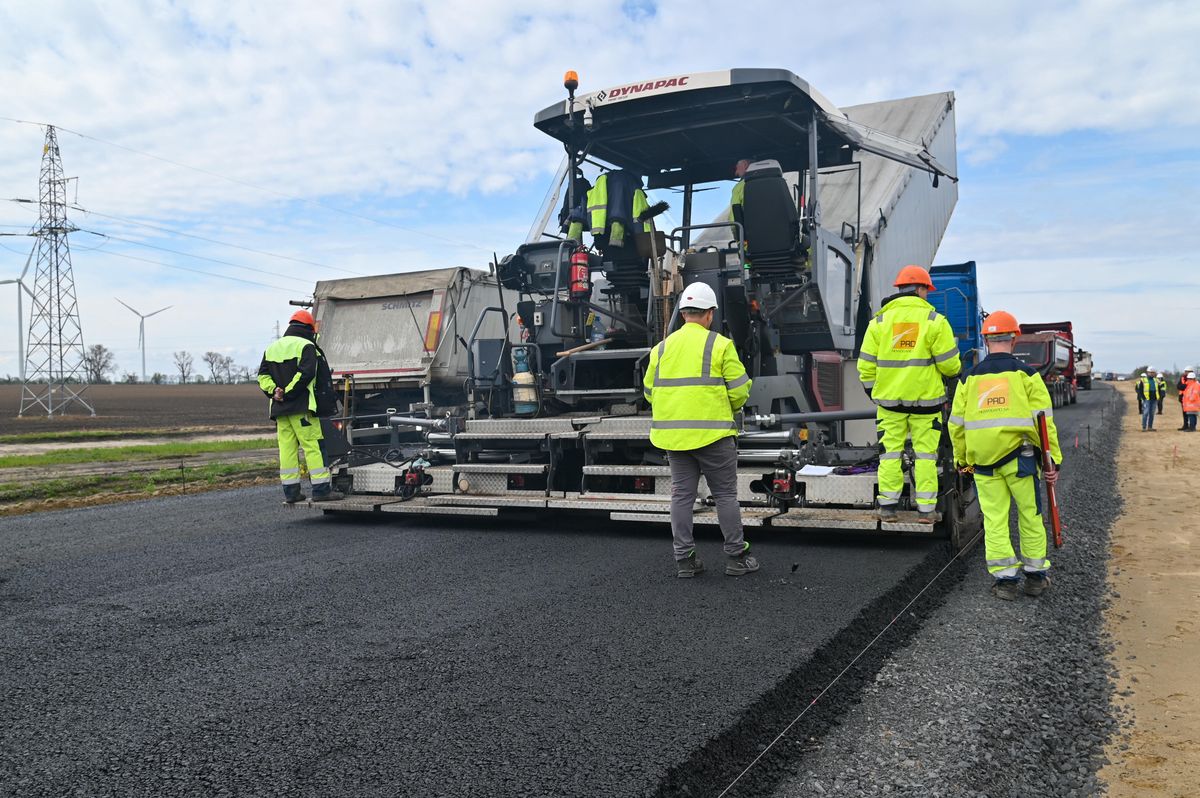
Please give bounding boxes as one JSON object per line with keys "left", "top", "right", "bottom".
{"left": 81, "top": 344, "right": 117, "bottom": 384}
{"left": 203, "top": 351, "right": 224, "bottom": 383}
{"left": 173, "top": 351, "right": 194, "bottom": 384}
{"left": 219, "top": 354, "right": 236, "bottom": 384}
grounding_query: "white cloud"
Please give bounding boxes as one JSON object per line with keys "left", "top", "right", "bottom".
{"left": 0, "top": 0, "right": 1196, "bottom": 377}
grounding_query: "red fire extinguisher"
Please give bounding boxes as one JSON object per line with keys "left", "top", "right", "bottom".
{"left": 569, "top": 251, "right": 590, "bottom": 298}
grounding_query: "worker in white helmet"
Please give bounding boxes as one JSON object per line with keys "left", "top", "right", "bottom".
{"left": 1178, "top": 369, "right": 1194, "bottom": 430}
{"left": 1136, "top": 370, "right": 1161, "bottom": 431}
{"left": 643, "top": 282, "right": 758, "bottom": 578}
{"left": 1156, "top": 372, "right": 1168, "bottom": 415}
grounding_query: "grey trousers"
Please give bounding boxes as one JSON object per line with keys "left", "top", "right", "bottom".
{"left": 668, "top": 436, "right": 745, "bottom": 559}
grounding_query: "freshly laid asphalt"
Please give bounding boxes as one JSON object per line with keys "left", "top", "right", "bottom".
{"left": 0, "top": 389, "right": 1109, "bottom": 797}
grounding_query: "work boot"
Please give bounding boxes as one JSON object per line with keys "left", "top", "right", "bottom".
{"left": 676, "top": 550, "right": 704, "bottom": 579}
{"left": 283, "top": 486, "right": 303, "bottom": 504}
{"left": 726, "top": 543, "right": 760, "bottom": 576}
{"left": 877, "top": 505, "right": 899, "bottom": 522}
{"left": 311, "top": 489, "right": 345, "bottom": 503}
{"left": 1023, "top": 572, "right": 1052, "bottom": 597}
{"left": 991, "top": 578, "right": 1021, "bottom": 601}
{"left": 916, "top": 509, "right": 937, "bottom": 525}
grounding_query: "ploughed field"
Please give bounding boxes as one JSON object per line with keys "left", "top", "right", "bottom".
{"left": 0, "top": 384, "right": 272, "bottom": 436}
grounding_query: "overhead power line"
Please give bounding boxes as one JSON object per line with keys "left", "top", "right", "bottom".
{"left": 78, "top": 228, "right": 312, "bottom": 286}
{"left": 85, "top": 247, "right": 295, "bottom": 291}
{"left": 68, "top": 206, "right": 366, "bottom": 276}
{"left": 0, "top": 115, "right": 488, "bottom": 251}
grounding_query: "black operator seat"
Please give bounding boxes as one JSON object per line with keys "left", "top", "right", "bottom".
{"left": 736, "top": 159, "right": 807, "bottom": 267}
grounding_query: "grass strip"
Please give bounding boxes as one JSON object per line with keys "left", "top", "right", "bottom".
{"left": 0, "top": 462, "right": 276, "bottom": 504}
{"left": 0, "top": 428, "right": 269, "bottom": 444}
{"left": 0, "top": 438, "right": 276, "bottom": 468}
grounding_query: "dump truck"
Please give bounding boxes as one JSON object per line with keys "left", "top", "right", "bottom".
{"left": 1014, "top": 321, "right": 1077, "bottom": 407}
{"left": 317, "top": 68, "right": 983, "bottom": 549}
{"left": 1075, "top": 348, "right": 1094, "bottom": 390}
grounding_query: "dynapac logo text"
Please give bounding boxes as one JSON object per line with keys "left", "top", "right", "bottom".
{"left": 600, "top": 76, "right": 690, "bottom": 101}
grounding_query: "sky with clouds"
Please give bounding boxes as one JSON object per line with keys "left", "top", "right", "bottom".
{"left": 0, "top": 0, "right": 1197, "bottom": 380}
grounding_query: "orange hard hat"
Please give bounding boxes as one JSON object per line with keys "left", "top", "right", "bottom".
{"left": 982, "top": 310, "right": 1020, "bottom": 336}
{"left": 893, "top": 265, "right": 934, "bottom": 290}
{"left": 289, "top": 309, "right": 315, "bottom": 327}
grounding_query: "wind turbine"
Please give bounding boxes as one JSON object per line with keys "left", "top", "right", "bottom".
{"left": 115, "top": 298, "right": 171, "bottom": 382}
{"left": 0, "top": 248, "right": 35, "bottom": 381}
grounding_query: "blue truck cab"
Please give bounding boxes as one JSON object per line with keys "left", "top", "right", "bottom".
{"left": 929, "top": 261, "right": 985, "bottom": 370}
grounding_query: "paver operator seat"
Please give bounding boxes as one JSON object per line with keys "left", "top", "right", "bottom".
{"left": 733, "top": 159, "right": 808, "bottom": 273}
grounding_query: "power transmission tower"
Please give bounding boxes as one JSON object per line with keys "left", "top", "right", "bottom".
{"left": 19, "top": 126, "right": 95, "bottom": 416}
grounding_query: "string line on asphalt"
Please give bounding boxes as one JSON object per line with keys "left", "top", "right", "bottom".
{"left": 716, "top": 524, "right": 985, "bottom": 798}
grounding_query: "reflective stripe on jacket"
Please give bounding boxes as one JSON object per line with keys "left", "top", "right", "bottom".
{"left": 1184, "top": 380, "right": 1200, "bottom": 413}
{"left": 258, "top": 326, "right": 318, "bottom": 420}
{"left": 643, "top": 323, "right": 751, "bottom": 451}
{"left": 857, "top": 294, "right": 961, "bottom": 411}
{"left": 948, "top": 352, "right": 1062, "bottom": 468}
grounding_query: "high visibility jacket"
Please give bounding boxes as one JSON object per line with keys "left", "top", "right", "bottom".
{"left": 585, "top": 171, "right": 653, "bottom": 246}
{"left": 1135, "top": 375, "right": 1160, "bottom": 402}
{"left": 643, "top": 322, "right": 751, "bottom": 451}
{"left": 729, "top": 179, "right": 745, "bottom": 223}
{"left": 857, "top": 294, "right": 961, "bottom": 411}
{"left": 258, "top": 324, "right": 318, "bottom": 420}
{"left": 1183, "top": 380, "right": 1200, "bottom": 413}
{"left": 1157, "top": 377, "right": 1168, "bottom": 399}
{"left": 949, "top": 352, "right": 1062, "bottom": 468}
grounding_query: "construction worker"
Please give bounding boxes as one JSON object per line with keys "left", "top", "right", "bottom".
{"left": 1156, "top": 372, "right": 1168, "bottom": 414}
{"left": 948, "top": 310, "right": 1061, "bottom": 600}
{"left": 1136, "top": 370, "right": 1161, "bottom": 431}
{"left": 258, "top": 309, "right": 343, "bottom": 503}
{"left": 643, "top": 282, "right": 757, "bottom": 578}
{"left": 1182, "top": 372, "right": 1200, "bottom": 432}
{"left": 729, "top": 158, "right": 751, "bottom": 223}
{"left": 1178, "top": 369, "right": 1193, "bottom": 430}
{"left": 857, "top": 265, "right": 961, "bottom": 522}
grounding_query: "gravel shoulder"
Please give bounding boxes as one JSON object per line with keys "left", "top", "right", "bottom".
{"left": 1099, "top": 382, "right": 1200, "bottom": 796}
{"left": 764, "top": 384, "right": 1123, "bottom": 798}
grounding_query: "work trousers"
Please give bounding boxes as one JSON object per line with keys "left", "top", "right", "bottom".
{"left": 1141, "top": 400, "right": 1157, "bottom": 430}
{"left": 276, "top": 412, "right": 329, "bottom": 499}
{"left": 977, "top": 457, "right": 1050, "bottom": 578}
{"left": 667, "top": 436, "right": 745, "bottom": 560}
{"left": 1186, "top": 412, "right": 1197, "bottom": 431}
{"left": 876, "top": 408, "right": 940, "bottom": 511}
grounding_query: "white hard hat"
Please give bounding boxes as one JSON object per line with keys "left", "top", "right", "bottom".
{"left": 1157, "top": 372, "right": 1165, "bottom": 377}
{"left": 1189, "top": 372, "right": 1196, "bottom": 379}
{"left": 679, "top": 282, "right": 718, "bottom": 311}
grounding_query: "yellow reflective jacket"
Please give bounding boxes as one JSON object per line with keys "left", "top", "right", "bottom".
{"left": 948, "top": 352, "right": 1062, "bottom": 468}
{"left": 643, "top": 323, "right": 751, "bottom": 451}
{"left": 857, "top": 294, "right": 961, "bottom": 410}
{"left": 576, "top": 172, "right": 653, "bottom": 247}
{"left": 729, "top": 179, "right": 744, "bottom": 223}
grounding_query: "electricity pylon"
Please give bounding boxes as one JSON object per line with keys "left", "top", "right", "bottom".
{"left": 19, "top": 126, "right": 94, "bottom": 416}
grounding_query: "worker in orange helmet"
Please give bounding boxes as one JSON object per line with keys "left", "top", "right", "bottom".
{"left": 948, "top": 310, "right": 1061, "bottom": 600}
{"left": 257, "top": 309, "right": 342, "bottom": 503}
{"left": 857, "top": 265, "right": 961, "bottom": 523}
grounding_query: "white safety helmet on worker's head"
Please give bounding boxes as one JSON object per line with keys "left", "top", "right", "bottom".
{"left": 679, "top": 282, "right": 718, "bottom": 311}
{"left": 1157, "top": 372, "right": 1165, "bottom": 377}
{"left": 1189, "top": 372, "right": 1197, "bottom": 380}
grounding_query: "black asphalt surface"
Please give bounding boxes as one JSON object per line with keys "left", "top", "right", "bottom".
{"left": 0, "top": 390, "right": 1108, "bottom": 797}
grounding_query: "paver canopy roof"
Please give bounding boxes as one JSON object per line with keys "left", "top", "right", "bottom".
{"left": 533, "top": 68, "right": 956, "bottom": 189}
